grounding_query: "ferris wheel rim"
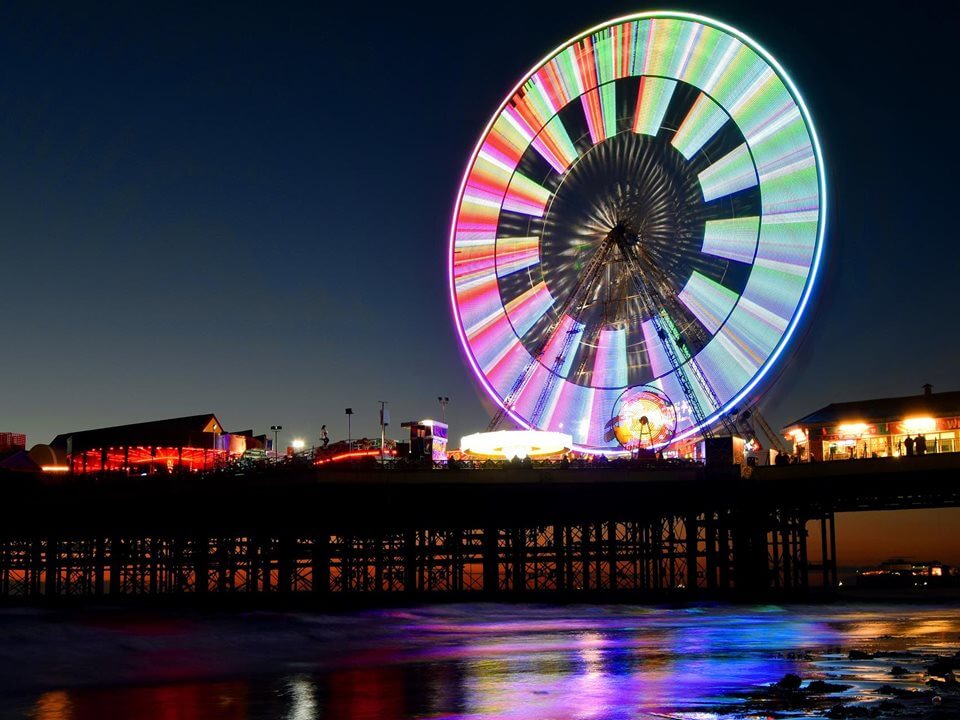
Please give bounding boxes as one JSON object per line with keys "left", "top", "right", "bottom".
{"left": 448, "top": 11, "right": 827, "bottom": 453}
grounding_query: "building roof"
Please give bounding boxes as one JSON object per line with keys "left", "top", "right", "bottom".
{"left": 0, "top": 450, "right": 41, "bottom": 472}
{"left": 50, "top": 414, "right": 224, "bottom": 452}
{"left": 786, "top": 391, "right": 960, "bottom": 428}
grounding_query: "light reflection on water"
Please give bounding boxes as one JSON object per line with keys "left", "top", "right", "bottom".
{"left": 3, "top": 604, "right": 957, "bottom": 720}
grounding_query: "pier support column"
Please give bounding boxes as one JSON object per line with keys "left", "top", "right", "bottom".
{"left": 277, "top": 535, "right": 293, "bottom": 595}
{"left": 109, "top": 535, "right": 122, "bottom": 596}
{"left": 312, "top": 534, "right": 329, "bottom": 595}
{"left": 798, "top": 514, "right": 809, "bottom": 592}
{"left": 194, "top": 534, "right": 208, "bottom": 595}
{"left": 511, "top": 528, "right": 524, "bottom": 593}
{"left": 482, "top": 528, "right": 498, "bottom": 594}
{"left": 94, "top": 537, "right": 106, "bottom": 597}
{"left": 685, "top": 514, "right": 699, "bottom": 593}
{"left": 553, "top": 523, "right": 565, "bottom": 592}
{"left": 404, "top": 529, "right": 416, "bottom": 593}
{"left": 704, "top": 513, "right": 718, "bottom": 591}
{"left": 829, "top": 512, "right": 838, "bottom": 589}
{"left": 44, "top": 537, "right": 57, "bottom": 597}
{"left": 607, "top": 521, "right": 618, "bottom": 591}
{"left": 732, "top": 512, "right": 769, "bottom": 596}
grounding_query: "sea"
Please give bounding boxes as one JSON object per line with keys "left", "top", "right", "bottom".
{"left": 0, "top": 603, "right": 957, "bottom": 719}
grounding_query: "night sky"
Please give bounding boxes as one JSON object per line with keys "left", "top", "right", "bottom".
{"left": 2, "top": 1, "right": 958, "bottom": 454}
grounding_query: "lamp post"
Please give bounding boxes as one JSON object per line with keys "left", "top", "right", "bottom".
{"left": 345, "top": 408, "right": 353, "bottom": 451}
{"left": 379, "top": 401, "right": 389, "bottom": 463}
{"left": 438, "top": 396, "right": 449, "bottom": 424}
{"left": 212, "top": 421, "right": 219, "bottom": 471}
{"left": 270, "top": 425, "right": 282, "bottom": 464}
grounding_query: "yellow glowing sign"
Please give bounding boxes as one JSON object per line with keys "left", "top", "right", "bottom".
{"left": 902, "top": 417, "right": 936, "bottom": 433}
{"left": 837, "top": 422, "right": 869, "bottom": 436}
{"left": 460, "top": 430, "right": 572, "bottom": 459}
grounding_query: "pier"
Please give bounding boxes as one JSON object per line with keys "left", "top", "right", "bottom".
{"left": 0, "top": 455, "right": 957, "bottom": 604}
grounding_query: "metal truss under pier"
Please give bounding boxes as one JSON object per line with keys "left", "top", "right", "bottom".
{"left": 0, "top": 514, "right": 833, "bottom": 601}
{"left": 1, "top": 456, "right": 957, "bottom": 604}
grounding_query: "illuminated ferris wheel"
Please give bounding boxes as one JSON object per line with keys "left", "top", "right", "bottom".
{"left": 449, "top": 12, "right": 826, "bottom": 453}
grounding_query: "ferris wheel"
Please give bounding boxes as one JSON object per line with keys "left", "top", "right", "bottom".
{"left": 449, "top": 12, "right": 826, "bottom": 453}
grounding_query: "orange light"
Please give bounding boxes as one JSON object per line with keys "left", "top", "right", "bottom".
{"left": 838, "top": 422, "right": 869, "bottom": 436}
{"left": 902, "top": 417, "right": 936, "bottom": 433}
{"left": 41, "top": 465, "right": 70, "bottom": 473}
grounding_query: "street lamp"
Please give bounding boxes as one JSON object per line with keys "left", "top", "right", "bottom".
{"left": 345, "top": 408, "right": 353, "bottom": 450}
{"left": 379, "top": 401, "right": 389, "bottom": 463}
{"left": 270, "top": 425, "right": 282, "bottom": 464}
{"left": 438, "top": 396, "right": 449, "bottom": 424}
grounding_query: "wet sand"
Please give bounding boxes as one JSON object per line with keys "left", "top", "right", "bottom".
{"left": 0, "top": 603, "right": 957, "bottom": 719}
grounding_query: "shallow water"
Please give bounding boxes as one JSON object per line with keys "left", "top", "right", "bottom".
{"left": 0, "top": 603, "right": 957, "bottom": 719}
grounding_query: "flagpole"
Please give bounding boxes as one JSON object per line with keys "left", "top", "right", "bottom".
{"left": 379, "top": 401, "right": 387, "bottom": 464}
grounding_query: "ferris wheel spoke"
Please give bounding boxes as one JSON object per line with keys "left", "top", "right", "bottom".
{"left": 495, "top": 236, "right": 541, "bottom": 278}
{"left": 501, "top": 281, "right": 555, "bottom": 340}
{"left": 539, "top": 314, "right": 586, "bottom": 379}
{"left": 504, "top": 104, "right": 579, "bottom": 174}
{"left": 671, "top": 92, "right": 730, "bottom": 160}
{"left": 592, "top": 328, "right": 629, "bottom": 389}
{"left": 618, "top": 240, "right": 713, "bottom": 356}
{"left": 503, "top": 173, "right": 553, "bottom": 217}
{"left": 700, "top": 217, "right": 760, "bottom": 264}
{"left": 581, "top": 82, "right": 617, "bottom": 145}
{"left": 698, "top": 143, "right": 759, "bottom": 202}
{"left": 633, "top": 76, "right": 677, "bottom": 136}
{"left": 677, "top": 272, "right": 740, "bottom": 335}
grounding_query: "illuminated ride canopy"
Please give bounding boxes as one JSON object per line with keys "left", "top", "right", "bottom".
{"left": 461, "top": 430, "right": 573, "bottom": 460}
{"left": 449, "top": 12, "right": 825, "bottom": 453}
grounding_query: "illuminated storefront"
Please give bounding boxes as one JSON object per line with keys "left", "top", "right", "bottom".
{"left": 49, "top": 414, "right": 264, "bottom": 475}
{"left": 783, "top": 387, "right": 960, "bottom": 461}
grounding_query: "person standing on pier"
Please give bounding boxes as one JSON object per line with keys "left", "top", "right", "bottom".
{"left": 904, "top": 435, "right": 914, "bottom": 456}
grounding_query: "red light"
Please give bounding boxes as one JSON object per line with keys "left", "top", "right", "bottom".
{"left": 315, "top": 449, "right": 397, "bottom": 465}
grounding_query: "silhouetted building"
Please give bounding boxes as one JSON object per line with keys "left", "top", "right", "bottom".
{"left": 783, "top": 386, "right": 960, "bottom": 461}
{"left": 48, "top": 414, "right": 265, "bottom": 474}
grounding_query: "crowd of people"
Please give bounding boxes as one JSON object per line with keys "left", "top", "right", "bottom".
{"left": 443, "top": 453, "right": 698, "bottom": 470}
{"left": 900, "top": 434, "right": 929, "bottom": 456}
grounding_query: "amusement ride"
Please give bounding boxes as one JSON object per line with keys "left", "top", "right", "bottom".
{"left": 449, "top": 12, "right": 825, "bottom": 455}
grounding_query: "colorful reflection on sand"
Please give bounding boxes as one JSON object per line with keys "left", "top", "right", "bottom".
{"left": 5, "top": 604, "right": 958, "bottom": 720}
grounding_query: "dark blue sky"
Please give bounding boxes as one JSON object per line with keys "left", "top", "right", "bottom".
{"left": 2, "top": 1, "right": 957, "bottom": 448}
